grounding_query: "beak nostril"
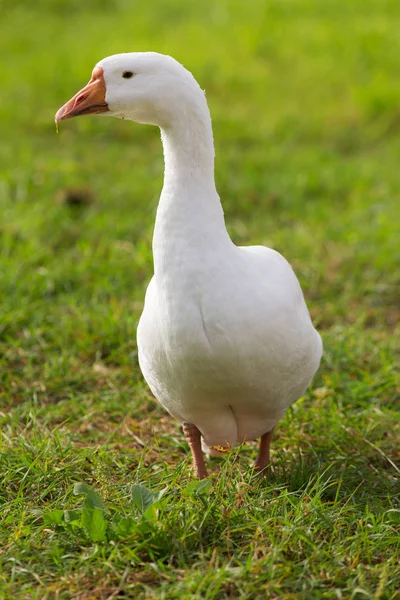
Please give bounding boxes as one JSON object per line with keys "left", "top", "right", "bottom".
{"left": 75, "top": 93, "right": 87, "bottom": 105}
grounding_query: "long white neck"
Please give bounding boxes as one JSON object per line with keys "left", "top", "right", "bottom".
{"left": 152, "top": 92, "right": 232, "bottom": 277}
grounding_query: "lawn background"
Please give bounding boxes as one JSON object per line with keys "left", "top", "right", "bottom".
{"left": 0, "top": 0, "right": 399, "bottom": 598}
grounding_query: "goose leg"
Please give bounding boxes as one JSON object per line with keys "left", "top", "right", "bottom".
{"left": 254, "top": 430, "right": 273, "bottom": 475}
{"left": 182, "top": 422, "right": 208, "bottom": 480}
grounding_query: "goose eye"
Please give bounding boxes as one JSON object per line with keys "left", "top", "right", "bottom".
{"left": 122, "top": 71, "right": 134, "bottom": 79}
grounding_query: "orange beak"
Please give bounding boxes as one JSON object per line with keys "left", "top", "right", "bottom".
{"left": 55, "top": 66, "right": 109, "bottom": 124}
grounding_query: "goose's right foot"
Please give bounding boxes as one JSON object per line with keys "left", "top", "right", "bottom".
{"left": 254, "top": 430, "right": 273, "bottom": 476}
{"left": 182, "top": 422, "right": 208, "bottom": 479}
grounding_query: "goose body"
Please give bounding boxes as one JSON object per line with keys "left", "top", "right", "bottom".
{"left": 56, "top": 52, "right": 322, "bottom": 475}
{"left": 139, "top": 240, "right": 321, "bottom": 452}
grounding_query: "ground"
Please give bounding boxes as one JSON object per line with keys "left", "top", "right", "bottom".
{"left": 0, "top": 0, "right": 399, "bottom": 598}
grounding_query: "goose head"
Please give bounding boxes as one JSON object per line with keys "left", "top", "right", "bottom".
{"left": 55, "top": 52, "right": 204, "bottom": 129}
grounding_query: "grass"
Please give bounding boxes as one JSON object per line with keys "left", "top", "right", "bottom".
{"left": 0, "top": 0, "right": 399, "bottom": 598}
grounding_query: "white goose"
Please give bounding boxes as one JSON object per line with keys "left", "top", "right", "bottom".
{"left": 56, "top": 53, "right": 322, "bottom": 479}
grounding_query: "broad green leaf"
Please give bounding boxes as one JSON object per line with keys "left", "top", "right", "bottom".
{"left": 131, "top": 484, "right": 155, "bottom": 513}
{"left": 43, "top": 510, "right": 64, "bottom": 526}
{"left": 182, "top": 479, "right": 212, "bottom": 498}
{"left": 143, "top": 503, "right": 158, "bottom": 522}
{"left": 135, "top": 520, "right": 153, "bottom": 535}
{"left": 73, "top": 482, "right": 106, "bottom": 511}
{"left": 111, "top": 515, "right": 137, "bottom": 538}
{"left": 195, "top": 479, "right": 212, "bottom": 495}
{"left": 81, "top": 506, "right": 108, "bottom": 542}
{"left": 64, "top": 510, "right": 81, "bottom": 524}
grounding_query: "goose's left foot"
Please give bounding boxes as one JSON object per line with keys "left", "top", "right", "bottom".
{"left": 254, "top": 430, "right": 273, "bottom": 476}
{"left": 182, "top": 422, "right": 208, "bottom": 479}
